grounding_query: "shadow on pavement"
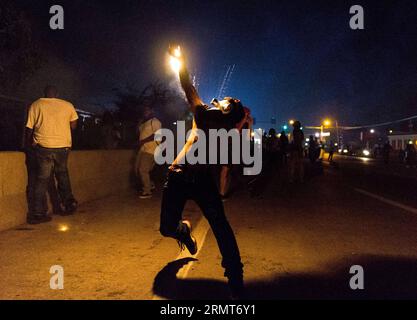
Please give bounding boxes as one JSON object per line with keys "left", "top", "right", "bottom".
{"left": 153, "top": 255, "right": 417, "bottom": 300}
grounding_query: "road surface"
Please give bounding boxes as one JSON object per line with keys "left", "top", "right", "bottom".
{"left": 1, "top": 157, "right": 417, "bottom": 300}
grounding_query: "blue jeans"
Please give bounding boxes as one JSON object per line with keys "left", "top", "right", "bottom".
{"left": 160, "top": 167, "right": 243, "bottom": 280}
{"left": 33, "top": 146, "right": 75, "bottom": 215}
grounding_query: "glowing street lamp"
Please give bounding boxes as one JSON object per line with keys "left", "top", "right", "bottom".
{"left": 289, "top": 120, "right": 295, "bottom": 126}
{"left": 323, "top": 119, "right": 332, "bottom": 127}
{"left": 370, "top": 129, "right": 375, "bottom": 134}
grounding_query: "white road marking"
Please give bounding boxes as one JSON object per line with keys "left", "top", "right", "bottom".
{"left": 152, "top": 217, "right": 210, "bottom": 300}
{"left": 176, "top": 217, "right": 210, "bottom": 279}
{"left": 355, "top": 188, "right": 417, "bottom": 215}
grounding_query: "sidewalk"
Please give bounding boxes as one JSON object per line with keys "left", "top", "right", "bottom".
{"left": 0, "top": 191, "right": 201, "bottom": 300}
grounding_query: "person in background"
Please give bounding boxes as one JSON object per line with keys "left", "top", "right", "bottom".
{"left": 100, "top": 111, "right": 122, "bottom": 149}
{"left": 219, "top": 107, "right": 253, "bottom": 201}
{"left": 308, "top": 135, "right": 319, "bottom": 164}
{"left": 328, "top": 141, "right": 335, "bottom": 163}
{"left": 279, "top": 130, "right": 289, "bottom": 165}
{"left": 289, "top": 121, "right": 305, "bottom": 183}
{"left": 405, "top": 142, "right": 416, "bottom": 168}
{"left": 135, "top": 105, "right": 161, "bottom": 199}
{"left": 25, "top": 85, "right": 79, "bottom": 225}
{"left": 266, "top": 128, "right": 280, "bottom": 166}
{"left": 382, "top": 141, "right": 392, "bottom": 165}
{"left": 399, "top": 148, "right": 406, "bottom": 163}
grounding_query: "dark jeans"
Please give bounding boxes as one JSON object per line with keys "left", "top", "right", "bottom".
{"left": 25, "top": 148, "right": 61, "bottom": 215}
{"left": 328, "top": 152, "right": 334, "bottom": 162}
{"left": 33, "top": 146, "right": 75, "bottom": 215}
{"left": 160, "top": 167, "right": 243, "bottom": 280}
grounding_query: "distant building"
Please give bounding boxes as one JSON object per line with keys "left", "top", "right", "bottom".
{"left": 388, "top": 133, "right": 417, "bottom": 150}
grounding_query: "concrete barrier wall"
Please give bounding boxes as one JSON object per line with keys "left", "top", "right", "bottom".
{"left": 0, "top": 150, "right": 135, "bottom": 231}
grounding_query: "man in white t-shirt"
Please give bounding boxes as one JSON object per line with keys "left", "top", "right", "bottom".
{"left": 135, "top": 105, "right": 161, "bottom": 199}
{"left": 25, "top": 86, "right": 79, "bottom": 224}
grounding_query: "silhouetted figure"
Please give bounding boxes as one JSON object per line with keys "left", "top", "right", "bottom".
{"left": 308, "top": 135, "right": 319, "bottom": 164}
{"left": 405, "top": 143, "right": 416, "bottom": 168}
{"left": 328, "top": 141, "right": 335, "bottom": 163}
{"left": 279, "top": 131, "right": 289, "bottom": 165}
{"left": 100, "top": 111, "right": 121, "bottom": 149}
{"left": 219, "top": 108, "right": 252, "bottom": 201}
{"left": 373, "top": 144, "right": 381, "bottom": 159}
{"left": 135, "top": 105, "right": 161, "bottom": 199}
{"left": 266, "top": 128, "right": 280, "bottom": 165}
{"left": 382, "top": 141, "right": 392, "bottom": 164}
{"left": 399, "top": 149, "right": 406, "bottom": 163}
{"left": 289, "top": 121, "right": 305, "bottom": 183}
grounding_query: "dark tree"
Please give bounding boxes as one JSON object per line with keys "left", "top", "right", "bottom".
{"left": 113, "top": 81, "right": 188, "bottom": 147}
{"left": 0, "top": 0, "right": 42, "bottom": 94}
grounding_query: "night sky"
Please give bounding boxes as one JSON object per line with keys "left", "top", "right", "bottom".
{"left": 16, "top": 0, "right": 417, "bottom": 127}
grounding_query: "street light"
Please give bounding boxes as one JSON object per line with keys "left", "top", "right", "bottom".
{"left": 319, "top": 119, "right": 330, "bottom": 142}
{"left": 370, "top": 129, "right": 375, "bottom": 134}
{"left": 289, "top": 119, "right": 295, "bottom": 126}
{"left": 322, "top": 118, "right": 340, "bottom": 146}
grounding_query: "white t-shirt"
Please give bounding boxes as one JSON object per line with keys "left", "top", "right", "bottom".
{"left": 26, "top": 98, "right": 79, "bottom": 148}
{"left": 139, "top": 117, "right": 161, "bottom": 154}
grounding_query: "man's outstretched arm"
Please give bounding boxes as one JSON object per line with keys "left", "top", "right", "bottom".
{"left": 179, "top": 66, "right": 203, "bottom": 114}
{"left": 170, "top": 46, "right": 204, "bottom": 113}
{"left": 170, "top": 119, "right": 198, "bottom": 169}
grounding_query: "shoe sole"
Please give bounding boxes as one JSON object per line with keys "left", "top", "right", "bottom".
{"left": 58, "top": 212, "right": 75, "bottom": 217}
{"left": 27, "top": 218, "right": 52, "bottom": 225}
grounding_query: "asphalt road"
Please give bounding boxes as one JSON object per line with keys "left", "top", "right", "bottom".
{"left": 1, "top": 157, "right": 417, "bottom": 300}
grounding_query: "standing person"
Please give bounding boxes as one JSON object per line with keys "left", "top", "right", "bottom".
{"left": 328, "top": 141, "right": 335, "bottom": 163}
{"left": 136, "top": 105, "right": 161, "bottom": 199}
{"left": 289, "top": 121, "right": 305, "bottom": 183}
{"left": 308, "top": 135, "right": 317, "bottom": 164}
{"left": 266, "top": 128, "right": 280, "bottom": 165}
{"left": 100, "top": 111, "right": 122, "bottom": 150}
{"left": 405, "top": 142, "right": 416, "bottom": 168}
{"left": 23, "top": 106, "right": 61, "bottom": 218}
{"left": 160, "top": 46, "right": 245, "bottom": 299}
{"left": 25, "top": 86, "right": 79, "bottom": 225}
{"left": 279, "top": 131, "right": 289, "bottom": 165}
{"left": 382, "top": 141, "right": 392, "bottom": 164}
{"left": 219, "top": 108, "right": 253, "bottom": 201}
